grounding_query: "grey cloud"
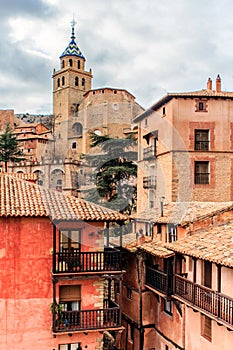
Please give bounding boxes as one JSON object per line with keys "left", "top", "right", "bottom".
{"left": 0, "top": 0, "right": 54, "bottom": 18}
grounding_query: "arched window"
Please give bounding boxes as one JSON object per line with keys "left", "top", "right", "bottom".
{"left": 69, "top": 58, "right": 73, "bottom": 67}
{"left": 77, "top": 60, "right": 80, "bottom": 69}
{"left": 57, "top": 78, "right": 60, "bottom": 88}
{"left": 75, "top": 77, "right": 79, "bottom": 86}
{"left": 34, "top": 170, "right": 44, "bottom": 186}
{"left": 72, "top": 122, "right": 83, "bottom": 136}
{"left": 82, "top": 78, "right": 85, "bottom": 87}
{"left": 62, "top": 60, "right": 65, "bottom": 68}
{"left": 50, "top": 169, "right": 64, "bottom": 191}
{"left": 62, "top": 76, "right": 65, "bottom": 86}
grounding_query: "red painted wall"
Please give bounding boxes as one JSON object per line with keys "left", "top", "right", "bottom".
{"left": 0, "top": 216, "right": 107, "bottom": 350}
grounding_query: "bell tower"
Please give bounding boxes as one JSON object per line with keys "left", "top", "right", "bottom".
{"left": 52, "top": 19, "right": 93, "bottom": 160}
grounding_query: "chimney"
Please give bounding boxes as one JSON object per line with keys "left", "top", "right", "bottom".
{"left": 207, "top": 77, "right": 212, "bottom": 91}
{"left": 216, "top": 74, "right": 221, "bottom": 93}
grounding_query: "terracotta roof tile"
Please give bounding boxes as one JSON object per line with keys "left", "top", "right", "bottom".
{"left": 137, "top": 241, "right": 174, "bottom": 258}
{"left": 166, "top": 222, "right": 233, "bottom": 267}
{"left": 5, "top": 172, "right": 38, "bottom": 181}
{"left": 111, "top": 231, "right": 174, "bottom": 257}
{"left": 134, "top": 89, "right": 233, "bottom": 122}
{"left": 134, "top": 201, "right": 233, "bottom": 226}
{"left": 0, "top": 173, "right": 128, "bottom": 222}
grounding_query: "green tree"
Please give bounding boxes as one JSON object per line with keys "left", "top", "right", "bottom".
{"left": 81, "top": 131, "right": 137, "bottom": 214}
{"left": 0, "top": 124, "right": 24, "bottom": 172}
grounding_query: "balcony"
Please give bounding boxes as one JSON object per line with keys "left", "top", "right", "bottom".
{"left": 175, "top": 275, "right": 233, "bottom": 328}
{"left": 143, "top": 176, "right": 156, "bottom": 189}
{"left": 53, "top": 248, "right": 122, "bottom": 274}
{"left": 145, "top": 266, "right": 172, "bottom": 295}
{"left": 143, "top": 145, "right": 156, "bottom": 160}
{"left": 53, "top": 305, "right": 120, "bottom": 333}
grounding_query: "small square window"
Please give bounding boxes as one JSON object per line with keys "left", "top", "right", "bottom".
{"left": 72, "top": 142, "right": 77, "bottom": 149}
{"left": 195, "top": 99, "right": 207, "bottom": 112}
{"left": 199, "top": 102, "right": 204, "bottom": 110}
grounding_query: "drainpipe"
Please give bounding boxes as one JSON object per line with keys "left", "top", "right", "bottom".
{"left": 137, "top": 252, "right": 144, "bottom": 350}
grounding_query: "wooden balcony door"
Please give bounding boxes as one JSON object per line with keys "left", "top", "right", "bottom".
{"left": 60, "top": 229, "right": 81, "bottom": 253}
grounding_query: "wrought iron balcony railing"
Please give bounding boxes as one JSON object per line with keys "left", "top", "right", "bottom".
{"left": 53, "top": 306, "right": 120, "bottom": 333}
{"left": 143, "top": 176, "right": 156, "bottom": 189}
{"left": 175, "top": 275, "right": 233, "bottom": 328}
{"left": 53, "top": 249, "right": 122, "bottom": 274}
{"left": 143, "top": 145, "right": 156, "bottom": 159}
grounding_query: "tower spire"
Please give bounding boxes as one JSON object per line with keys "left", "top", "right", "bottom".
{"left": 70, "top": 15, "right": 77, "bottom": 41}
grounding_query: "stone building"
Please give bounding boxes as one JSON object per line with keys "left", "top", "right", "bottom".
{"left": 134, "top": 75, "right": 233, "bottom": 214}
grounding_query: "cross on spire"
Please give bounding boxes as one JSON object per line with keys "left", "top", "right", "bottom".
{"left": 70, "top": 15, "right": 77, "bottom": 40}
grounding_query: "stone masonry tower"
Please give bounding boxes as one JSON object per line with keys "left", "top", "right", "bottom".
{"left": 52, "top": 19, "right": 93, "bottom": 160}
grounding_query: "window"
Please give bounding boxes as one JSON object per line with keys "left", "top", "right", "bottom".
{"left": 77, "top": 60, "right": 80, "bottom": 69}
{"left": 82, "top": 78, "right": 85, "bottom": 87}
{"left": 72, "top": 142, "right": 77, "bottom": 149}
{"left": 61, "top": 60, "right": 65, "bottom": 68}
{"left": 165, "top": 346, "right": 169, "bottom": 350}
{"left": 163, "top": 298, "right": 173, "bottom": 315}
{"left": 194, "top": 161, "right": 209, "bottom": 184}
{"left": 162, "top": 106, "right": 166, "bottom": 116}
{"left": 59, "top": 342, "right": 82, "bottom": 350}
{"left": 203, "top": 261, "right": 212, "bottom": 288}
{"left": 195, "top": 130, "right": 209, "bottom": 150}
{"left": 59, "top": 285, "right": 81, "bottom": 312}
{"left": 62, "top": 76, "right": 65, "bottom": 86}
{"left": 69, "top": 58, "right": 73, "bottom": 67}
{"left": 60, "top": 230, "right": 81, "bottom": 253}
{"left": 75, "top": 77, "right": 79, "bottom": 86}
{"left": 201, "top": 315, "right": 212, "bottom": 341}
{"left": 167, "top": 224, "right": 177, "bottom": 242}
{"left": 72, "top": 122, "right": 83, "bottom": 136}
{"left": 157, "top": 223, "right": 162, "bottom": 235}
{"left": 57, "top": 78, "right": 60, "bottom": 88}
{"left": 195, "top": 99, "right": 207, "bottom": 112}
{"left": 199, "top": 102, "right": 204, "bottom": 110}
{"left": 126, "top": 286, "right": 132, "bottom": 300}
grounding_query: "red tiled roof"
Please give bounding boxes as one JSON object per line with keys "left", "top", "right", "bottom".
{"left": 134, "top": 201, "right": 233, "bottom": 226}
{"left": 134, "top": 89, "right": 233, "bottom": 122}
{"left": 112, "top": 232, "right": 173, "bottom": 257}
{"left": 0, "top": 173, "right": 128, "bottom": 222}
{"left": 166, "top": 222, "right": 233, "bottom": 267}
{"left": 137, "top": 241, "right": 174, "bottom": 258}
{"left": 6, "top": 172, "right": 38, "bottom": 181}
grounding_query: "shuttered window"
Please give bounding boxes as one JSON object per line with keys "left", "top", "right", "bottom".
{"left": 59, "top": 285, "right": 81, "bottom": 302}
{"left": 201, "top": 315, "right": 212, "bottom": 341}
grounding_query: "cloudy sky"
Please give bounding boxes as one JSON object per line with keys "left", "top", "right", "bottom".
{"left": 1, "top": 0, "right": 233, "bottom": 114}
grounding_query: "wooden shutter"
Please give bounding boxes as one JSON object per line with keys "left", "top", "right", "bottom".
{"left": 59, "top": 285, "right": 81, "bottom": 302}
